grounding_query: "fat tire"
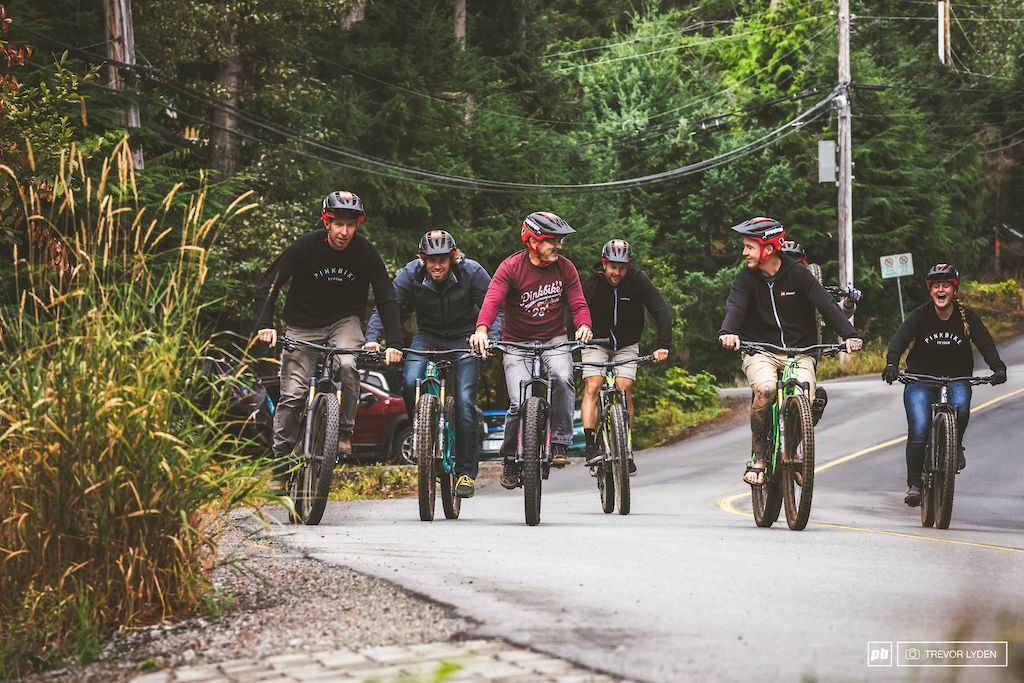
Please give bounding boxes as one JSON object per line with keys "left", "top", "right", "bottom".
{"left": 416, "top": 394, "right": 438, "bottom": 522}
{"left": 782, "top": 394, "right": 816, "bottom": 531}
{"left": 440, "top": 397, "right": 460, "bottom": 520}
{"left": 608, "top": 403, "right": 631, "bottom": 515}
{"left": 302, "top": 395, "right": 340, "bottom": 526}
{"left": 522, "top": 397, "right": 544, "bottom": 526}
{"left": 752, "top": 421, "right": 783, "bottom": 527}
{"left": 934, "top": 411, "right": 958, "bottom": 529}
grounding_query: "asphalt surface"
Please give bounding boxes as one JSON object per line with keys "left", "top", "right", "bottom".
{"left": 269, "top": 335, "right": 1024, "bottom": 683}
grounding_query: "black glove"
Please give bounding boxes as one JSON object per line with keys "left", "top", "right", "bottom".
{"left": 991, "top": 369, "right": 1007, "bottom": 385}
{"left": 882, "top": 364, "right": 899, "bottom": 384}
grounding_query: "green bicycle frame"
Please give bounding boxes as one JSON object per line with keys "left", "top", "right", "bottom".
{"left": 760, "top": 356, "right": 807, "bottom": 475}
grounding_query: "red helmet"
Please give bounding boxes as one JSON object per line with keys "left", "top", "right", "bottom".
{"left": 731, "top": 217, "right": 785, "bottom": 263}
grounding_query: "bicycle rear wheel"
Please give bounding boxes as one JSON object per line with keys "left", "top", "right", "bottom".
{"left": 933, "top": 411, "right": 958, "bottom": 529}
{"left": 416, "top": 394, "right": 438, "bottom": 522}
{"left": 608, "top": 403, "right": 631, "bottom": 515}
{"left": 439, "top": 397, "right": 460, "bottom": 520}
{"left": 522, "top": 397, "right": 544, "bottom": 526}
{"left": 782, "top": 394, "right": 815, "bottom": 530}
{"left": 302, "top": 394, "right": 340, "bottom": 526}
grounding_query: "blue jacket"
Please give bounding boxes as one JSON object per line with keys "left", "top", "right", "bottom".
{"left": 366, "top": 255, "right": 502, "bottom": 344}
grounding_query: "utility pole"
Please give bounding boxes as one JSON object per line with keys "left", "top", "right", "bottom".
{"left": 837, "top": 0, "right": 853, "bottom": 296}
{"left": 938, "top": 0, "right": 952, "bottom": 64}
{"left": 104, "top": 0, "right": 144, "bottom": 170}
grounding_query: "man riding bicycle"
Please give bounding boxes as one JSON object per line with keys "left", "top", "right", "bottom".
{"left": 579, "top": 239, "right": 672, "bottom": 473}
{"left": 365, "top": 229, "right": 500, "bottom": 499}
{"left": 881, "top": 263, "right": 1006, "bottom": 507}
{"left": 254, "top": 191, "right": 403, "bottom": 483}
{"left": 718, "top": 217, "right": 863, "bottom": 486}
{"left": 468, "top": 211, "right": 593, "bottom": 489}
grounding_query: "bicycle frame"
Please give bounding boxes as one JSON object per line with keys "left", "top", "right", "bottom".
{"left": 410, "top": 353, "right": 461, "bottom": 475}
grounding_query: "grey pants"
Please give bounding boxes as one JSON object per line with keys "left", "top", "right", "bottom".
{"left": 500, "top": 335, "right": 575, "bottom": 456}
{"left": 272, "top": 316, "right": 364, "bottom": 463}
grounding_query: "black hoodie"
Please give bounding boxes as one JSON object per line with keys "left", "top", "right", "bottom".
{"left": 580, "top": 262, "right": 672, "bottom": 350}
{"left": 719, "top": 253, "right": 858, "bottom": 347}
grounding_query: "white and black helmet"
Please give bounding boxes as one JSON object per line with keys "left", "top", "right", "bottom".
{"left": 601, "top": 239, "right": 633, "bottom": 264}
{"left": 418, "top": 230, "right": 457, "bottom": 256}
{"left": 321, "top": 191, "right": 364, "bottom": 221}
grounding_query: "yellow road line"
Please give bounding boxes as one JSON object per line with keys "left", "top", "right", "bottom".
{"left": 716, "top": 386, "right": 1024, "bottom": 552}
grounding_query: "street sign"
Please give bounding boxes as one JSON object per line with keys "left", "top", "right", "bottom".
{"left": 880, "top": 252, "right": 914, "bottom": 279}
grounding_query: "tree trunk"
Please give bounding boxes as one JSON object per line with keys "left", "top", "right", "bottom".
{"left": 454, "top": 0, "right": 466, "bottom": 49}
{"left": 210, "top": 31, "right": 242, "bottom": 180}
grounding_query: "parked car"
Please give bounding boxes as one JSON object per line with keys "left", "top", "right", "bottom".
{"left": 480, "top": 403, "right": 587, "bottom": 460}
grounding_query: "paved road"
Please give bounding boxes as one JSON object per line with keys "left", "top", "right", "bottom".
{"left": 270, "top": 335, "right": 1024, "bottom": 682}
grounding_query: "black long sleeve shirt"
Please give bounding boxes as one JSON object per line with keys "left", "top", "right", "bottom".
{"left": 580, "top": 263, "right": 672, "bottom": 350}
{"left": 885, "top": 301, "right": 1005, "bottom": 377}
{"left": 253, "top": 230, "right": 403, "bottom": 348}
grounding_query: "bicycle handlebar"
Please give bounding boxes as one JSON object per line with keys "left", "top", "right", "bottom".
{"left": 574, "top": 354, "right": 656, "bottom": 370}
{"left": 896, "top": 372, "right": 995, "bottom": 386}
{"left": 281, "top": 336, "right": 380, "bottom": 357}
{"left": 402, "top": 347, "right": 476, "bottom": 363}
{"left": 484, "top": 337, "right": 611, "bottom": 354}
{"left": 737, "top": 340, "right": 845, "bottom": 357}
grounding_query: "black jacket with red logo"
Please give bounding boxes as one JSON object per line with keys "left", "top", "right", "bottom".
{"left": 719, "top": 253, "right": 858, "bottom": 347}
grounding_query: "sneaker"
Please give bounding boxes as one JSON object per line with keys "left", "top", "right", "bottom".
{"left": 550, "top": 444, "right": 571, "bottom": 467}
{"left": 904, "top": 485, "right": 922, "bottom": 507}
{"left": 628, "top": 459, "right": 637, "bottom": 476}
{"left": 957, "top": 446, "right": 966, "bottom": 472}
{"left": 583, "top": 444, "right": 602, "bottom": 466}
{"left": 500, "top": 457, "right": 518, "bottom": 490}
{"left": 338, "top": 431, "right": 352, "bottom": 456}
{"left": 811, "top": 387, "right": 828, "bottom": 426}
{"left": 455, "top": 475, "right": 475, "bottom": 498}
{"left": 267, "top": 476, "right": 287, "bottom": 492}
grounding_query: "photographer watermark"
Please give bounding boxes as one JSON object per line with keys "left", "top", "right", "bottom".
{"left": 868, "top": 641, "right": 1008, "bottom": 667}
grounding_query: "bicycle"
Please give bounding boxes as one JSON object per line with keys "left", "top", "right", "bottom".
{"left": 404, "top": 348, "right": 476, "bottom": 522}
{"left": 573, "top": 355, "right": 655, "bottom": 515}
{"left": 895, "top": 372, "right": 994, "bottom": 529}
{"left": 485, "top": 338, "right": 597, "bottom": 526}
{"left": 279, "top": 336, "right": 379, "bottom": 526}
{"left": 737, "top": 341, "right": 844, "bottom": 530}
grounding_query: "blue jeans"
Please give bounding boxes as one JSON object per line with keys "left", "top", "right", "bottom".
{"left": 903, "top": 381, "right": 971, "bottom": 487}
{"left": 402, "top": 332, "right": 480, "bottom": 479}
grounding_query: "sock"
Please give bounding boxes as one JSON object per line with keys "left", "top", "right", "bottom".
{"left": 584, "top": 428, "right": 595, "bottom": 448}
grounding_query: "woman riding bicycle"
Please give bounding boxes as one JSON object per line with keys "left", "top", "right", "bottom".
{"left": 881, "top": 263, "right": 1007, "bottom": 507}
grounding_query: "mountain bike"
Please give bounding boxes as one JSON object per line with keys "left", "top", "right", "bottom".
{"left": 405, "top": 348, "right": 475, "bottom": 522}
{"left": 895, "top": 372, "right": 994, "bottom": 529}
{"left": 487, "top": 338, "right": 597, "bottom": 526}
{"left": 737, "top": 341, "right": 844, "bottom": 530}
{"left": 280, "top": 337, "right": 378, "bottom": 526}
{"left": 574, "top": 354, "right": 655, "bottom": 515}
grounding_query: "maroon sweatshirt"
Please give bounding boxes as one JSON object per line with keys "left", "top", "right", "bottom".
{"left": 476, "top": 250, "right": 591, "bottom": 342}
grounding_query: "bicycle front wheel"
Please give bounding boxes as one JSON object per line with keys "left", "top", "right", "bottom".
{"left": 934, "top": 411, "right": 958, "bottom": 529}
{"left": 439, "top": 396, "right": 460, "bottom": 520}
{"left": 782, "top": 394, "right": 815, "bottom": 531}
{"left": 522, "top": 397, "right": 544, "bottom": 526}
{"left": 608, "top": 403, "right": 631, "bottom": 515}
{"left": 752, "top": 423, "right": 783, "bottom": 527}
{"left": 597, "top": 435, "right": 615, "bottom": 514}
{"left": 415, "top": 394, "right": 438, "bottom": 522}
{"left": 302, "top": 394, "right": 340, "bottom": 526}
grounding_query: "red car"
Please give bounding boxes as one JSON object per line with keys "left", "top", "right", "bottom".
{"left": 234, "top": 373, "right": 413, "bottom": 464}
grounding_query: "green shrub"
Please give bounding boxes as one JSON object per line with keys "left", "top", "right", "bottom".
{"left": 960, "top": 280, "right": 1022, "bottom": 311}
{"left": 0, "top": 140, "right": 273, "bottom": 676}
{"left": 633, "top": 367, "right": 721, "bottom": 449}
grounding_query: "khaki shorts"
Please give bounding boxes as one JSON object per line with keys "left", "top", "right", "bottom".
{"left": 741, "top": 350, "right": 816, "bottom": 397}
{"left": 580, "top": 343, "right": 641, "bottom": 380}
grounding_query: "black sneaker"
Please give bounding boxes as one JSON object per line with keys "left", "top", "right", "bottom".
{"left": 628, "top": 459, "right": 637, "bottom": 476}
{"left": 500, "top": 457, "right": 518, "bottom": 490}
{"left": 550, "top": 444, "right": 571, "bottom": 467}
{"left": 811, "top": 387, "right": 828, "bottom": 426}
{"left": 583, "top": 444, "right": 602, "bottom": 466}
{"left": 904, "top": 485, "right": 922, "bottom": 507}
{"left": 957, "top": 446, "right": 966, "bottom": 472}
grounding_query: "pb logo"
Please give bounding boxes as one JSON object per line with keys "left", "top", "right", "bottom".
{"left": 868, "top": 642, "right": 894, "bottom": 667}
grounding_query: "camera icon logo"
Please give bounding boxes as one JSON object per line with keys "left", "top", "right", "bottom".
{"left": 906, "top": 647, "right": 921, "bottom": 660}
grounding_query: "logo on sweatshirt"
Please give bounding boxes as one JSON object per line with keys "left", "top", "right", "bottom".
{"left": 313, "top": 266, "right": 356, "bottom": 283}
{"left": 521, "top": 280, "right": 563, "bottom": 318}
{"left": 923, "top": 331, "right": 964, "bottom": 347}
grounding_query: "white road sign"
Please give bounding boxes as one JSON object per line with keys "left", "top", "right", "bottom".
{"left": 880, "top": 252, "right": 914, "bottom": 279}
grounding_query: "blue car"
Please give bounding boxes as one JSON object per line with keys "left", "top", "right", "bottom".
{"left": 480, "top": 403, "right": 586, "bottom": 460}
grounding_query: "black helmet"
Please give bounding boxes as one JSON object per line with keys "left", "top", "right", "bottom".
{"left": 602, "top": 239, "right": 634, "bottom": 264}
{"left": 780, "top": 240, "right": 806, "bottom": 261}
{"left": 926, "top": 263, "right": 959, "bottom": 287}
{"left": 521, "top": 211, "right": 575, "bottom": 243}
{"left": 418, "top": 229, "right": 457, "bottom": 256}
{"left": 322, "top": 191, "right": 364, "bottom": 221}
{"left": 731, "top": 216, "right": 786, "bottom": 252}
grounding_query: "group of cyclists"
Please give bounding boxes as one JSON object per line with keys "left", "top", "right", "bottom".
{"left": 254, "top": 191, "right": 1008, "bottom": 513}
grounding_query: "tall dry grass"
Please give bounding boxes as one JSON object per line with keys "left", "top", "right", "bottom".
{"left": 0, "top": 139, "right": 272, "bottom": 676}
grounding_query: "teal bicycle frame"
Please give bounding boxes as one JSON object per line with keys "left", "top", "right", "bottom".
{"left": 414, "top": 360, "right": 455, "bottom": 477}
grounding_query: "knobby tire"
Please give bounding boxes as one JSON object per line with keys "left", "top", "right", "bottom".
{"left": 934, "top": 411, "right": 958, "bottom": 529}
{"left": 302, "top": 394, "right": 340, "bottom": 526}
{"left": 752, "top": 410, "right": 783, "bottom": 527}
{"left": 597, "top": 429, "right": 615, "bottom": 513}
{"left": 522, "top": 397, "right": 544, "bottom": 526}
{"left": 608, "top": 403, "right": 631, "bottom": 515}
{"left": 416, "top": 394, "right": 438, "bottom": 522}
{"left": 782, "top": 394, "right": 815, "bottom": 530}
{"left": 440, "top": 396, "right": 460, "bottom": 520}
